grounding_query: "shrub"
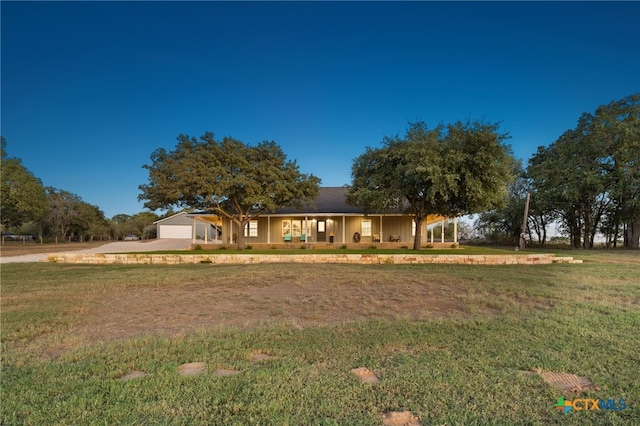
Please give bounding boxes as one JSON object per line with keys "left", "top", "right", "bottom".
{"left": 192, "top": 244, "right": 202, "bottom": 251}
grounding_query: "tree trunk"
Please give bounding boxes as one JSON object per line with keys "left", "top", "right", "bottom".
{"left": 613, "top": 221, "right": 620, "bottom": 248}
{"left": 567, "top": 210, "right": 581, "bottom": 249}
{"left": 582, "top": 209, "right": 590, "bottom": 249}
{"left": 413, "top": 216, "right": 423, "bottom": 250}
{"left": 234, "top": 217, "right": 248, "bottom": 250}
{"left": 626, "top": 216, "right": 640, "bottom": 249}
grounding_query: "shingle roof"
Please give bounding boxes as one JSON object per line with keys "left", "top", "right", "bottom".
{"left": 185, "top": 187, "right": 401, "bottom": 217}
{"left": 273, "top": 187, "right": 362, "bottom": 214}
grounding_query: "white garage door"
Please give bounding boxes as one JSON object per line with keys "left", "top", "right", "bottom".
{"left": 159, "top": 225, "right": 192, "bottom": 239}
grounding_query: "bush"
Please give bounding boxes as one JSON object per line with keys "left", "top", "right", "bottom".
{"left": 192, "top": 244, "right": 202, "bottom": 251}
{"left": 142, "top": 224, "right": 157, "bottom": 240}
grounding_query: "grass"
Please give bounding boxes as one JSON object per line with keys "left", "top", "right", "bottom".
{"left": 1, "top": 251, "right": 639, "bottom": 425}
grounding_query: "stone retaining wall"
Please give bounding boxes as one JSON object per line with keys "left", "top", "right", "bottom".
{"left": 46, "top": 253, "right": 581, "bottom": 265}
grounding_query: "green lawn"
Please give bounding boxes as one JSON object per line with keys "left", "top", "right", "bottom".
{"left": 1, "top": 251, "right": 638, "bottom": 425}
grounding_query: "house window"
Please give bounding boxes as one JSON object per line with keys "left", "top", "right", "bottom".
{"left": 244, "top": 220, "right": 258, "bottom": 237}
{"left": 282, "top": 220, "right": 291, "bottom": 236}
{"left": 292, "top": 220, "right": 302, "bottom": 237}
{"left": 361, "top": 219, "right": 372, "bottom": 237}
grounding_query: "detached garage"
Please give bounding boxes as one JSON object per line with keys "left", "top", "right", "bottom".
{"left": 154, "top": 212, "right": 223, "bottom": 242}
{"left": 159, "top": 224, "right": 192, "bottom": 239}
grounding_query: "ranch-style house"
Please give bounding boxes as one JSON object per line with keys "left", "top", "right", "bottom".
{"left": 154, "top": 187, "right": 459, "bottom": 246}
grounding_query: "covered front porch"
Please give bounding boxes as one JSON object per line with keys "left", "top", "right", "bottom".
{"left": 188, "top": 213, "right": 459, "bottom": 247}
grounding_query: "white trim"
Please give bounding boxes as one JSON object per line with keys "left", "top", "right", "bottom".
{"left": 153, "top": 211, "right": 188, "bottom": 225}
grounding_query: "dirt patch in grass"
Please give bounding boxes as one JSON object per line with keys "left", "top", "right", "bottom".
{"left": 351, "top": 367, "right": 380, "bottom": 384}
{"left": 73, "top": 276, "right": 468, "bottom": 344}
{"left": 178, "top": 362, "right": 207, "bottom": 377}
{"left": 381, "top": 411, "right": 421, "bottom": 426}
{"left": 539, "top": 371, "right": 600, "bottom": 393}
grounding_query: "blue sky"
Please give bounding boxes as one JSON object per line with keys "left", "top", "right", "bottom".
{"left": 2, "top": 1, "right": 639, "bottom": 219}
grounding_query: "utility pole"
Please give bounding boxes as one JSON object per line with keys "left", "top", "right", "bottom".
{"left": 519, "top": 193, "right": 530, "bottom": 250}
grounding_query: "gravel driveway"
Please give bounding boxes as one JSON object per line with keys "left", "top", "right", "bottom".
{"left": 1, "top": 239, "right": 195, "bottom": 264}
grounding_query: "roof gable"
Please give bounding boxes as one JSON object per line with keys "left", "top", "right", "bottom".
{"left": 153, "top": 211, "right": 188, "bottom": 224}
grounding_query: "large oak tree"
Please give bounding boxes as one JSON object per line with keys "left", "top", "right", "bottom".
{"left": 1, "top": 138, "right": 49, "bottom": 237}
{"left": 527, "top": 94, "right": 640, "bottom": 248}
{"left": 139, "top": 132, "right": 320, "bottom": 249}
{"left": 347, "top": 121, "right": 515, "bottom": 250}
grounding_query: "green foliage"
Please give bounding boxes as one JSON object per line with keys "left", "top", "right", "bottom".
{"left": 475, "top": 162, "right": 548, "bottom": 245}
{"left": 0, "top": 138, "right": 49, "bottom": 230}
{"left": 43, "top": 188, "right": 82, "bottom": 241}
{"left": 527, "top": 94, "right": 640, "bottom": 248}
{"left": 348, "top": 121, "right": 515, "bottom": 249}
{"left": 139, "top": 132, "right": 320, "bottom": 250}
{"left": 109, "top": 212, "right": 159, "bottom": 240}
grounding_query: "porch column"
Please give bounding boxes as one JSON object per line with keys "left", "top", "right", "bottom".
{"left": 204, "top": 220, "right": 208, "bottom": 244}
{"left": 453, "top": 217, "right": 458, "bottom": 243}
{"left": 441, "top": 220, "right": 445, "bottom": 242}
{"left": 379, "top": 215, "right": 383, "bottom": 242}
{"left": 342, "top": 216, "right": 346, "bottom": 244}
{"left": 267, "top": 216, "right": 271, "bottom": 244}
{"left": 430, "top": 225, "right": 434, "bottom": 243}
{"left": 192, "top": 217, "right": 196, "bottom": 244}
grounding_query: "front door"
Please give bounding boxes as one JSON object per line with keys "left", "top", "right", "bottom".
{"left": 317, "top": 220, "right": 326, "bottom": 242}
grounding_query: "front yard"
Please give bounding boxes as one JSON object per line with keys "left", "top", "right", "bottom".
{"left": 1, "top": 251, "right": 638, "bottom": 424}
